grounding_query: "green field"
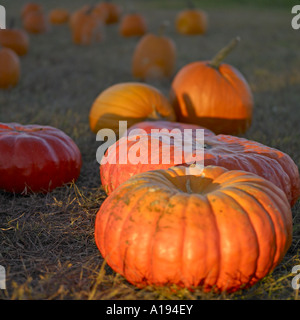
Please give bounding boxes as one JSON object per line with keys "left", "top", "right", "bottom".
{"left": 0, "top": 0, "right": 300, "bottom": 300}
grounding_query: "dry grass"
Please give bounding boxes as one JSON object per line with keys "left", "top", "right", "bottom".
{"left": 0, "top": 0, "right": 300, "bottom": 300}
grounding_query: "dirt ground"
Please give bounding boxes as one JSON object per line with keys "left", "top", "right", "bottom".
{"left": 0, "top": 0, "right": 299, "bottom": 300}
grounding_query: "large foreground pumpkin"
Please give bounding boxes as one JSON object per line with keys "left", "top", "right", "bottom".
{"left": 0, "top": 123, "right": 82, "bottom": 194}
{"left": 89, "top": 82, "right": 176, "bottom": 136}
{"left": 95, "top": 165, "right": 292, "bottom": 292}
{"left": 100, "top": 131, "right": 300, "bottom": 206}
{"left": 170, "top": 37, "right": 254, "bottom": 135}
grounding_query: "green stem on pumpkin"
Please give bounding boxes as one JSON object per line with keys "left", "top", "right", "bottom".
{"left": 209, "top": 36, "right": 240, "bottom": 69}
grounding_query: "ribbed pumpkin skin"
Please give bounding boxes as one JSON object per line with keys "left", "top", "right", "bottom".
{"left": 100, "top": 132, "right": 300, "bottom": 206}
{"left": 95, "top": 165, "right": 292, "bottom": 292}
{"left": 89, "top": 82, "right": 176, "bottom": 135}
{"left": 0, "top": 48, "right": 21, "bottom": 89}
{"left": 132, "top": 33, "right": 176, "bottom": 80}
{"left": 170, "top": 61, "right": 254, "bottom": 135}
{"left": 0, "top": 123, "right": 82, "bottom": 194}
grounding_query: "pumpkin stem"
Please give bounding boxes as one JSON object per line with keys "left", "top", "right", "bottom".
{"left": 147, "top": 107, "right": 164, "bottom": 120}
{"left": 209, "top": 37, "right": 240, "bottom": 69}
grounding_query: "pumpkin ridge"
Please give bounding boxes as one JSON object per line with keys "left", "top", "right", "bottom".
{"left": 215, "top": 187, "right": 261, "bottom": 280}
{"left": 229, "top": 184, "right": 290, "bottom": 270}
{"left": 149, "top": 191, "right": 181, "bottom": 283}
{"left": 132, "top": 85, "right": 170, "bottom": 117}
{"left": 225, "top": 185, "right": 282, "bottom": 275}
{"left": 208, "top": 189, "right": 259, "bottom": 290}
{"left": 204, "top": 195, "right": 222, "bottom": 288}
{"left": 119, "top": 186, "right": 159, "bottom": 281}
{"left": 101, "top": 90, "right": 152, "bottom": 116}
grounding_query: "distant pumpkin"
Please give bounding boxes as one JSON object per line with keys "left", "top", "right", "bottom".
{"left": 97, "top": 2, "right": 122, "bottom": 24}
{"left": 21, "top": 2, "right": 43, "bottom": 20}
{"left": 23, "top": 10, "right": 50, "bottom": 34}
{"left": 70, "top": 6, "right": 104, "bottom": 45}
{"left": 119, "top": 13, "right": 147, "bottom": 37}
{"left": 0, "top": 48, "right": 21, "bottom": 89}
{"left": 0, "top": 27, "right": 29, "bottom": 56}
{"left": 49, "top": 8, "right": 69, "bottom": 25}
{"left": 132, "top": 24, "right": 176, "bottom": 80}
{"left": 175, "top": 8, "right": 208, "bottom": 35}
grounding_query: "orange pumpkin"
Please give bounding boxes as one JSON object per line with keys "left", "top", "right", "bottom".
{"left": 175, "top": 9, "right": 208, "bottom": 35}
{"left": 89, "top": 82, "right": 176, "bottom": 136}
{"left": 132, "top": 24, "right": 176, "bottom": 80}
{"left": 95, "top": 165, "right": 292, "bottom": 292}
{"left": 21, "top": 3, "right": 43, "bottom": 20}
{"left": 49, "top": 8, "right": 69, "bottom": 25}
{"left": 70, "top": 6, "right": 104, "bottom": 45}
{"left": 97, "top": 2, "right": 122, "bottom": 24}
{"left": 0, "top": 27, "right": 29, "bottom": 56}
{"left": 119, "top": 13, "right": 147, "bottom": 37}
{"left": 23, "top": 10, "right": 50, "bottom": 34}
{"left": 0, "top": 48, "right": 21, "bottom": 89}
{"left": 100, "top": 131, "right": 300, "bottom": 207}
{"left": 170, "top": 37, "right": 254, "bottom": 135}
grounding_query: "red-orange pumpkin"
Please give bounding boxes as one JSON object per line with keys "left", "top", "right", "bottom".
{"left": 170, "top": 37, "right": 254, "bottom": 135}
{"left": 99, "top": 131, "right": 300, "bottom": 207}
{"left": 95, "top": 165, "right": 292, "bottom": 292}
{"left": 0, "top": 122, "right": 82, "bottom": 194}
{"left": 0, "top": 48, "right": 21, "bottom": 89}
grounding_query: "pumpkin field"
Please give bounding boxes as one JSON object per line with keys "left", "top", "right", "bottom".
{"left": 1, "top": 0, "right": 300, "bottom": 300}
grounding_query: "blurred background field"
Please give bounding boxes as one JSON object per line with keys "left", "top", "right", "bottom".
{"left": 0, "top": 0, "right": 300, "bottom": 300}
